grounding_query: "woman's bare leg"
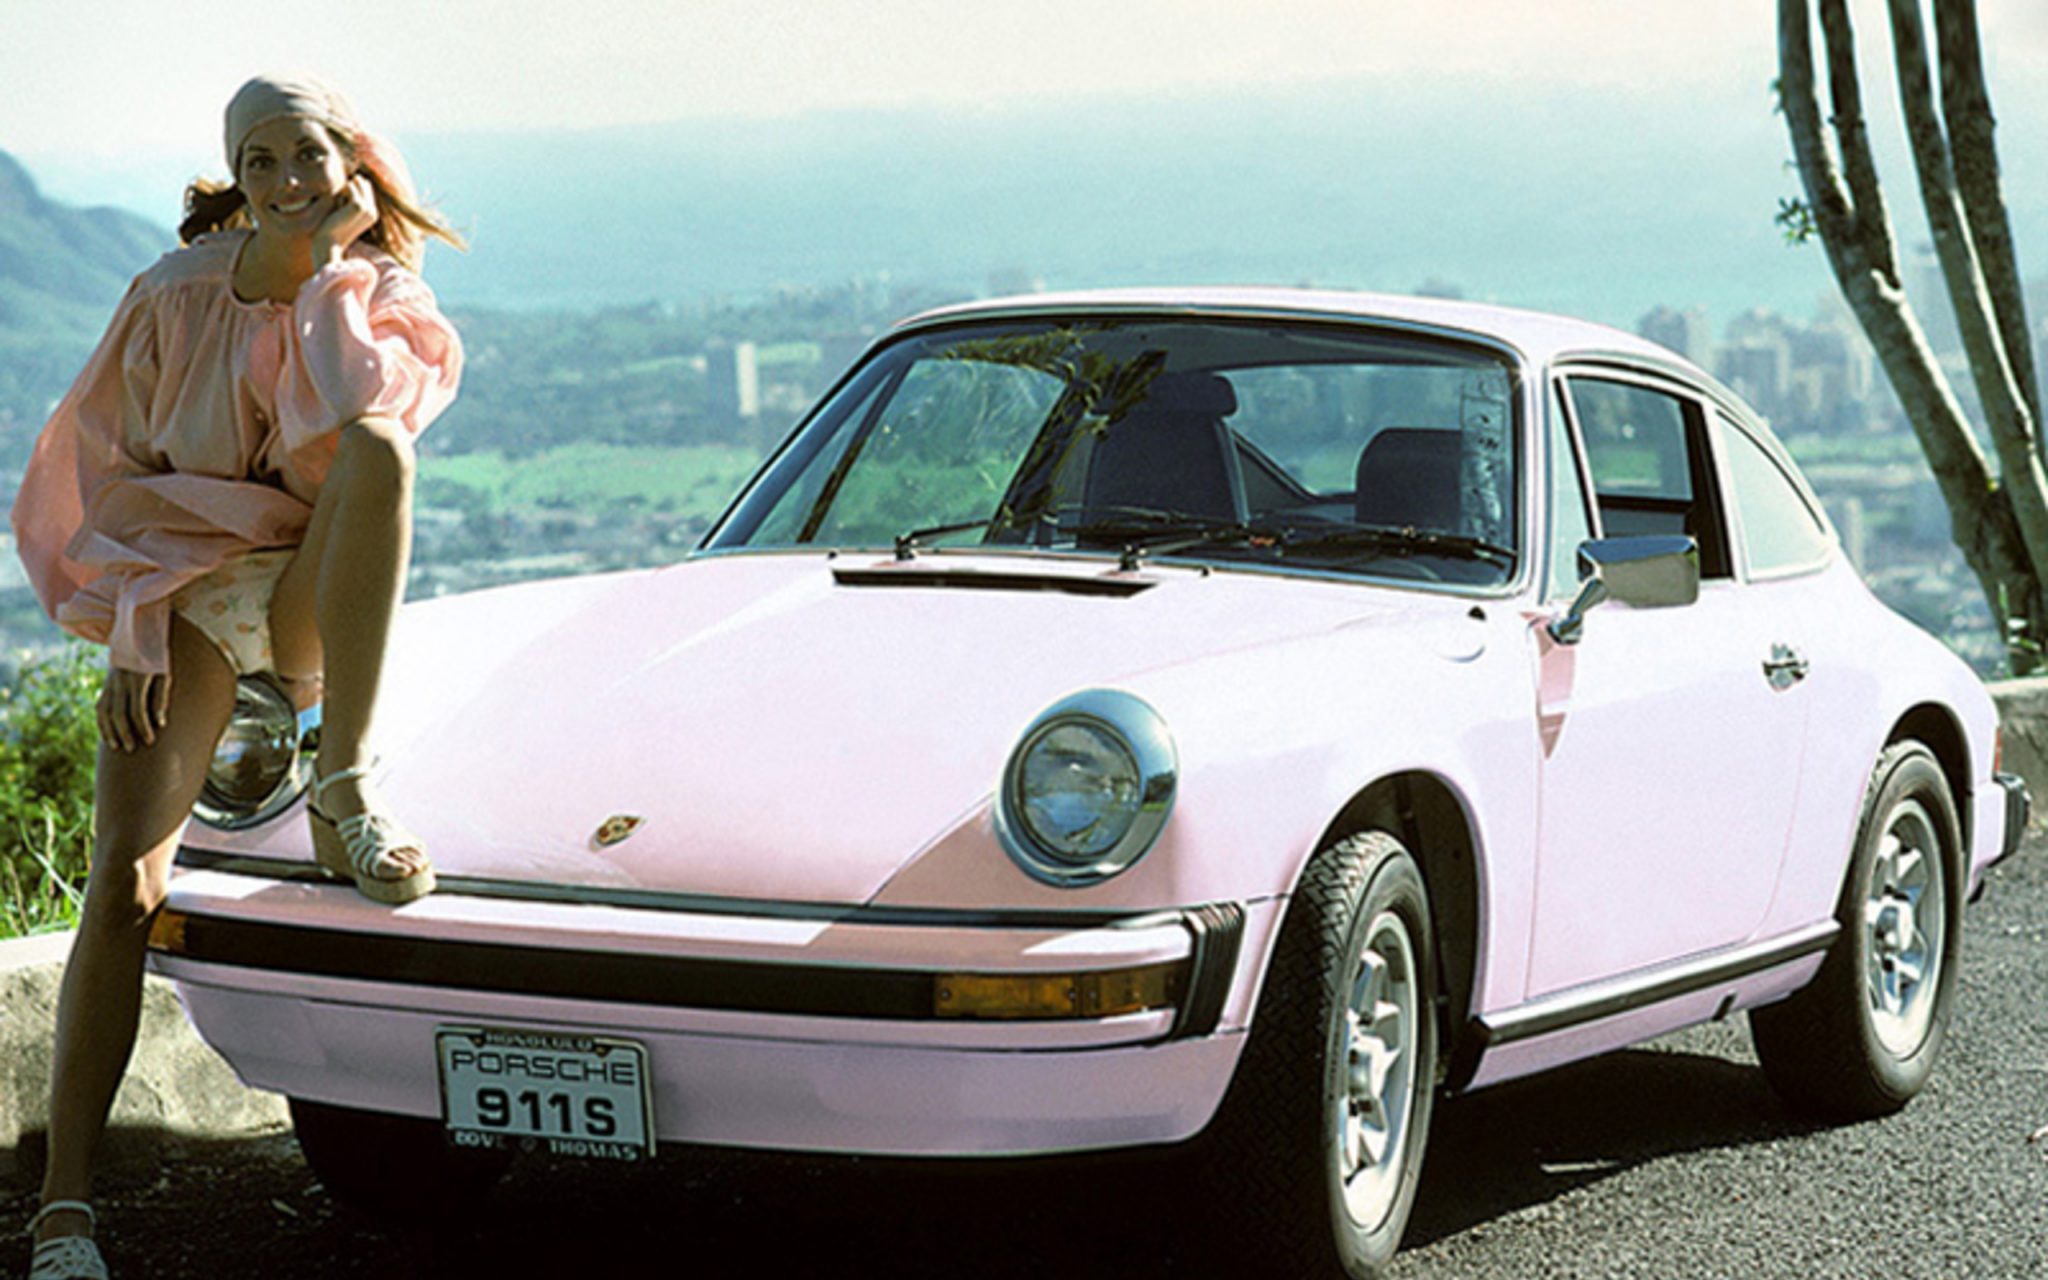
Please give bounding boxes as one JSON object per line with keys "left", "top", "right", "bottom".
{"left": 269, "top": 416, "right": 425, "bottom": 879}
{"left": 34, "top": 616, "right": 236, "bottom": 1244}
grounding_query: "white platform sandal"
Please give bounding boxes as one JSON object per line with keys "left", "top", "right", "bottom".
{"left": 25, "top": 1202, "right": 106, "bottom": 1280}
{"left": 308, "top": 763, "right": 436, "bottom": 904}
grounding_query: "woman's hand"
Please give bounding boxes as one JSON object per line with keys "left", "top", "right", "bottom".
{"left": 99, "top": 664, "right": 170, "bottom": 753}
{"left": 312, "top": 174, "right": 379, "bottom": 268}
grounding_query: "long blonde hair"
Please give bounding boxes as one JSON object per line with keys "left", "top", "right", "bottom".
{"left": 179, "top": 126, "right": 464, "bottom": 273}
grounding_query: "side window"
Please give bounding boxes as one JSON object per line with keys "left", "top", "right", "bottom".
{"left": 1564, "top": 377, "right": 1734, "bottom": 580}
{"left": 1546, "top": 381, "right": 1594, "bottom": 601}
{"left": 1719, "top": 416, "right": 1834, "bottom": 577}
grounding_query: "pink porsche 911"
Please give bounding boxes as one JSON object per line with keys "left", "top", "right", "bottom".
{"left": 149, "top": 289, "right": 2027, "bottom": 1278}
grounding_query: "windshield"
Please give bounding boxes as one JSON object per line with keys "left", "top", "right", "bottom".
{"left": 706, "top": 317, "right": 1521, "bottom": 587}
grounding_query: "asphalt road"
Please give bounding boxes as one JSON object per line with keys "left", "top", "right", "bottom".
{"left": 6, "top": 832, "right": 2046, "bottom": 1280}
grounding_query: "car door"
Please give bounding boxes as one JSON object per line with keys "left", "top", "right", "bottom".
{"left": 1525, "top": 370, "right": 1811, "bottom": 997}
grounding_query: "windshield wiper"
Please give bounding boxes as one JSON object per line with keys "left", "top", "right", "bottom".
{"left": 893, "top": 516, "right": 1007, "bottom": 561}
{"left": 892, "top": 508, "right": 1513, "bottom": 574}
{"left": 1052, "top": 505, "right": 1269, "bottom": 570}
{"left": 895, "top": 504, "right": 1253, "bottom": 568}
{"left": 1278, "top": 522, "right": 1517, "bottom": 566}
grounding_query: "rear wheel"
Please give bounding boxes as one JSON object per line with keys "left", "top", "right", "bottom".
{"left": 290, "top": 1097, "right": 513, "bottom": 1219}
{"left": 1195, "top": 830, "right": 1438, "bottom": 1279}
{"left": 1749, "top": 741, "right": 1962, "bottom": 1117}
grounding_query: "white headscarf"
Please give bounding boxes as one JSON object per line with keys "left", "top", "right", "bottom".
{"left": 223, "top": 72, "right": 416, "bottom": 203}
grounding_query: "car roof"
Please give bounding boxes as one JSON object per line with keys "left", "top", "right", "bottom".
{"left": 896, "top": 286, "right": 1699, "bottom": 375}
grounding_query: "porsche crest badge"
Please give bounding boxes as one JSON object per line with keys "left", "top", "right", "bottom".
{"left": 592, "top": 815, "right": 646, "bottom": 849}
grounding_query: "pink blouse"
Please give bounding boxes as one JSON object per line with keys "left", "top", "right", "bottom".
{"left": 11, "top": 230, "right": 462, "bottom": 674}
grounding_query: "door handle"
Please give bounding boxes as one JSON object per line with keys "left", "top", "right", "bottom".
{"left": 1762, "top": 643, "right": 1809, "bottom": 691}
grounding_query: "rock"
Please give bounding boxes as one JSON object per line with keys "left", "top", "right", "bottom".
{"left": 0, "top": 932, "right": 288, "bottom": 1190}
{"left": 1992, "top": 677, "right": 2048, "bottom": 805}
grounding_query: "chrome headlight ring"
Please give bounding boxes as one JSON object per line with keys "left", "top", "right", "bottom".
{"left": 192, "top": 675, "right": 321, "bottom": 831}
{"left": 994, "top": 688, "right": 1178, "bottom": 888}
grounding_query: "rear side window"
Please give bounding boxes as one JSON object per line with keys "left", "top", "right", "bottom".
{"left": 1720, "top": 416, "right": 1833, "bottom": 577}
{"left": 1564, "top": 376, "right": 1733, "bottom": 580}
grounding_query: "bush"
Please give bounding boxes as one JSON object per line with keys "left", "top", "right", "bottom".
{"left": 0, "top": 646, "right": 101, "bottom": 937}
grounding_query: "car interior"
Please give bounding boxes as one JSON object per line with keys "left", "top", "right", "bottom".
{"left": 1565, "top": 375, "right": 1734, "bottom": 580}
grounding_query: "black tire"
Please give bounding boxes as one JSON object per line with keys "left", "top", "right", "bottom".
{"left": 290, "top": 1097, "right": 513, "bottom": 1219}
{"left": 1749, "top": 740, "right": 1963, "bottom": 1118}
{"left": 1193, "top": 830, "right": 1438, "bottom": 1280}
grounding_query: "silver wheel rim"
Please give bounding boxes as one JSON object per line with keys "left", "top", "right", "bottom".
{"left": 1328, "top": 908, "right": 1420, "bottom": 1230}
{"left": 1863, "top": 796, "right": 1946, "bottom": 1057}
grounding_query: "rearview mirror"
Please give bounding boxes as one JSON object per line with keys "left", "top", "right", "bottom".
{"left": 1548, "top": 535, "right": 1700, "bottom": 645}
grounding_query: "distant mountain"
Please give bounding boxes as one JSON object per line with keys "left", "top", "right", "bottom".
{"left": 0, "top": 150, "right": 172, "bottom": 470}
{"left": 0, "top": 148, "right": 170, "bottom": 337}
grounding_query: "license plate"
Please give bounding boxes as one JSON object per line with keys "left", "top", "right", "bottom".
{"left": 435, "top": 1025, "right": 655, "bottom": 1161}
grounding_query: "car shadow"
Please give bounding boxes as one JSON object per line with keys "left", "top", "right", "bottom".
{"left": 1405, "top": 1045, "right": 1825, "bottom": 1248}
{"left": 0, "top": 1047, "right": 1834, "bottom": 1279}
{"left": 398, "top": 1142, "right": 1195, "bottom": 1279}
{"left": 376, "top": 1046, "right": 1829, "bottom": 1278}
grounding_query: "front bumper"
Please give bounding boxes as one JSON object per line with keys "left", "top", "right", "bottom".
{"left": 150, "top": 862, "right": 1268, "bottom": 1156}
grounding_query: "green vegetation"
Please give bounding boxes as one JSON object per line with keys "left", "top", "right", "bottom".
{"left": 0, "top": 647, "right": 101, "bottom": 938}
{"left": 429, "top": 304, "right": 834, "bottom": 460}
{"left": 419, "top": 442, "right": 763, "bottom": 520}
{"left": 1779, "top": 430, "right": 1925, "bottom": 467}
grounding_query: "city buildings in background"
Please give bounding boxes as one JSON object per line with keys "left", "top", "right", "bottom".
{"left": 0, "top": 268, "right": 2020, "bottom": 679}
{"left": 1634, "top": 250, "right": 2032, "bottom": 673}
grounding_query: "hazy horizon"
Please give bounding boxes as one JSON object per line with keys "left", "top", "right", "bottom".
{"left": 18, "top": 72, "right": 2046, "bottom": 338}
{"left": 10, "top": 0, "right": 2048, "bottom": 337}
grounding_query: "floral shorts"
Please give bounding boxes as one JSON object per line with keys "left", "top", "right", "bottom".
{"left": 169, "top": 548, "right": 297, "bottom": 677}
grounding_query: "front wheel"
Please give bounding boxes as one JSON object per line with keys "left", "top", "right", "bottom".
{"left": 1749, "top": 741, "right": 1963, "bottom": 1118}
{"left": 1194, "top": 830, "right": 1438, "bottom": 1280}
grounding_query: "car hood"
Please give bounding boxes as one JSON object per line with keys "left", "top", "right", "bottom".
{"left": 223, "top": 552, "right": 1470, "bottom": 903}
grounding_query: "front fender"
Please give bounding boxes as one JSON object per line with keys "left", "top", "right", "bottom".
{"left": 868, "top": 601, "right": 1544, "bottom": 1011}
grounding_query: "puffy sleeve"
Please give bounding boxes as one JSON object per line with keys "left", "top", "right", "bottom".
{"left": 10, "top": 276, "right": 174, "bottom": 671}
{"left": 275, "top": 254, "right": 462, "bottom": 478}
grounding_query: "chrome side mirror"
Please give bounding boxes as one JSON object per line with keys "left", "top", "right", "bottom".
{"left": 1548, "top": 535, "right": 1700, "bottom": 645}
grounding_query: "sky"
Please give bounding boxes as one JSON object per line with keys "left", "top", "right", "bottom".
{"left": 7, "top": 0, "right": 2043, "bottom": 166}
{"left": 4, "top": 0, "right": 2047, "bottom": 324}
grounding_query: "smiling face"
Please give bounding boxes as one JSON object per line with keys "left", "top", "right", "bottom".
{"left": 237, "top": 116, "right": 350, "bottom": 239}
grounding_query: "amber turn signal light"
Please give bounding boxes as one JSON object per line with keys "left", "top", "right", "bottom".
{"left": 146, "top": 907, "right": 189, "bottom": 955}
{"left": 933, "top": 961, "right": 1184, "bottom": 1019}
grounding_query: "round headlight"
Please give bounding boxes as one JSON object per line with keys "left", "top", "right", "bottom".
{"left": 193, "top": 676, "right": 320, "bottom": 830}
{"left": 996, "top": 689, "right": 1176, "bottom": 887}
{"left": 1017, "top": 720, "right": 1142, "bottom": 859}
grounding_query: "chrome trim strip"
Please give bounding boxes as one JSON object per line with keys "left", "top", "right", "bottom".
{"left": 1554, "top": 354, "right": 1841, "bottom": 573}
{"left": 1553, "top": 349, "right": 1757, "bottom": 425}
{"left": 1476, "top": 922, "right": 1839, "bottom": 1047}
{"left": 174, "top": 845, "right": 1161, "bottom": 929}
